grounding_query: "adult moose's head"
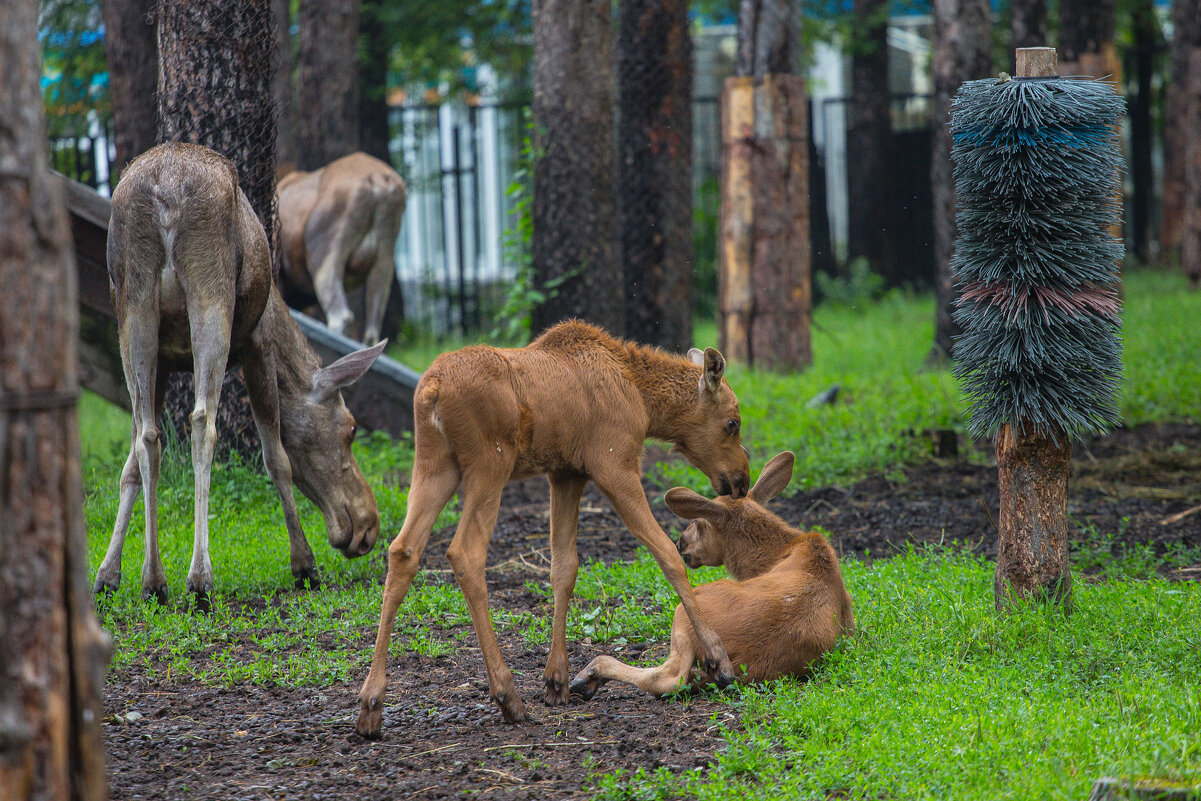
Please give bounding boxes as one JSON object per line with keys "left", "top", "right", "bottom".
{"left": 666, "top": 347, "right": 750, "bottom": 499}
{"left": 275, "top": 337, "right": 387, "bottom": 558}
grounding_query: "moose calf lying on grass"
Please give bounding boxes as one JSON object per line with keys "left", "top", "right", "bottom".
{"left": 570, "top": 452, "right": 854, "bottom": 698}
{"left": 356, "top": 321, "right": 750, "bottom": 734}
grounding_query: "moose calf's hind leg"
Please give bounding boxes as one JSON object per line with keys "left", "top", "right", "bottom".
{"left": 95, "top": 445, "right": 141, "bottom": 595}
{"left": 544, "top": 475, "right": 586, "bottom": 705}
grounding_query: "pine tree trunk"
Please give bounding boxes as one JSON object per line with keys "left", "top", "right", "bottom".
{"left": 929, "top": 0, "right": 991, "bottom": 362}
{"left": 618, "top": 0, "right": 693, "bottom": 352}
{"left": 531, "top": 0, "right": 623, "bottom": 336}
{"left": 1009, "top": 0, "right": 1046, "bottom": 53}
{"left": 846, "top": 0, "right": 895, "bottom": 284}
{"left": 296, "top": 0, "right": 360, "bottom": 171}
{"left": 156, "top": 0, "right": 278, "bottom": 462}
{"left": 1162, "top": 0, "right": 1201, "bottom": 264}
{"left": 358, "top": 0, "right": 392, "bottom": 163}
{"left": 0, "top": 2, "right": 111, "bottom": 796}
{"left": 1057, "top": 0, "right": 1118, "bottom": 78}
{"left": 103, "top": 0, "right": 158, "bottom": 178}
{"left": 1127, "top": 0, "right": 1159, "bottom": 265}
{"left": 272, "top": 0, "right": 297, "bottom": 170}
{"left": 1181, "top": 50, "right": 1201, "bottom": 288}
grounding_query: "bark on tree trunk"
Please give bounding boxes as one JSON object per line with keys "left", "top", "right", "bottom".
{"left": 929, "top": 0, "right": 991, "bottom": 362}
{"left": 531, "top": 0, "right": 623, "bottom": 336}
{"left": 1127, "top": 0, "right": 1159, "bottom": 265}
{"left": 1057, "top": 0, "right": 1119, "bottom": 79}
{"left": 719, "top": 75, "right": 812, "bottom": 371}
{"left": 1162, "top": 0, "right": 1201, "bottom": 264}
{"left": 1181, "top": 50, "right": 1201, "bottom": 288}
{"left": 157, "top": 0, "right": 278, "bottom": 462}
{"left": 994, "top": 425, "right": 1073, "bottom": 611}
{"left": 736, "top": 0, "right": 798, "bottom": 76}
{"left": 618, "top": 0, "right": 693, "bottom": 352}
{"left": 358, "top": 0, "right": 392, "bottom": 163}
{"left": 0, "top": 2, "right": 111, "bottom": 797}
{"left": 1009, "top": 0, "right": 1046, "bottom": 53}
{"left": 272, "top": 0, "right": 297, "bottom": 170}
{"left": 846, "top": 0, "right": 895, "bottom": 284}
{"left": 103, "top": 0, "right": 158, "bottom": 178}
{"left": 296, "top": 0, "right": 360, "bottom": 171}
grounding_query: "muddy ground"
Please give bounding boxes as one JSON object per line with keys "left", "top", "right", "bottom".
{"left": 101, "top": 422, "right": 1201, "bottom": 800}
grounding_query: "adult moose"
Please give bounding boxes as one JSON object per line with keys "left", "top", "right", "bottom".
{"left": 571, "top": 452, "right": 855, "bottom": 699}
{"left": 96, "top": 143, "right": 386, "bottom": 608}
{"left": 355, "top": 321, "right": 751, "bottom": 735}
{"left": 278, "top": 152, "right": 406, "bottom": 347}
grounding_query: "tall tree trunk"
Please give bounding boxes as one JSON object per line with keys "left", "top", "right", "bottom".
{"left": 1161, "top": 0, "right": 1201, "bottom": 264}
{"left": 1057, "top": 0, "right": 1118, "bottom": 78}
{"left": 530, "top": 0, "right": 623, "bottom": 336}
{"left": 1127, "top": 0, "right": 1159, "bottom": 264}
{"left": 102, "top": 0, "right": 158, "bottom": 177}
{"left": 157, "top": 0, "right": 278, "bottom": 462}
{"left": 618, "top": 0, "right": 693, "bottom": 351}
{"left": 358, "top": 0, "right": 391, "bottom": 163}
{"left": 272, "top": 0, "right": 297, "bottom": 170}
{"left": 929, "top": 0, "right": 991, "bottom": 362}
{"left": 296, "top": 0, "right": 360, "bottom": 170}
{"left": 718, "top": 0, "right": 811, "bottom": 371}
{"left": 1009, "top": 0, "right": 1046, "bottom": 53}
{"left": 0, "top": 1, "right": 111, "bottom": 797}
{"left": 846, "top": 0, "right": 895, "bottom": 284}
{"left": 1182, "top": 50, "right": 1201, "bottom": 287}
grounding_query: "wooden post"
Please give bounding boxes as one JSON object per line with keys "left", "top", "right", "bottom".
{"left": 993, "top": 47, "right": 1074, "bottom": 612}
{"left": 718, "top": 75, "right": 811, "bottom": 371}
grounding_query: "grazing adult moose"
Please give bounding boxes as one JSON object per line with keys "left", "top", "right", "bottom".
{"left": 570, "top": 452, "right": 855, "bottom": 699}
{"left": 96, "top": 143, "right": 386, "bottom": 607}
{"left": 355, "top": 321, "right": 751, "bottom": 735}
{"left": 277, "top": 152, "right": 406, "bottom": 347}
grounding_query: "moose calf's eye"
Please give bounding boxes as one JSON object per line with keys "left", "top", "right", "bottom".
{"left": 726, "top": 418, "right": 740, "bottom": 435}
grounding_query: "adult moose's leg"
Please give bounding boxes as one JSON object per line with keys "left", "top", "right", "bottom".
{"left": 184, "top": 306, "right": 233, "bottom": 610}
{"left": 544, "top": 473, "right": 587, "bottom": 705}
{"left": 445, "top": 466, "right": 527, "bottom": 723}
{"left": 360, "top": 230, "right": 396, "bottom": 348}
{"left": 355, "top": 432, "right": 460, "bottom": 738}
{"left": 307, "top": 198, "right": 367, "bottom": 339}
{"left": 120, "top": 308, "right": 168, "bottom": 604}
{"left": 595, "top": 468, "right": 735, "bottom": 686}
{"left": 243, "top": 344, "right": 320, "bottom": 589}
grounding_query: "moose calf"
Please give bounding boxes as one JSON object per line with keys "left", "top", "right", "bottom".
{"left": 355, "top": 321, "right": 750, "bottom": 735}
{"left": 570, "top": 452, "right": 854, "bottom": 698}
{"left": 97, "top": 143, "right": 386, "bottom": 608}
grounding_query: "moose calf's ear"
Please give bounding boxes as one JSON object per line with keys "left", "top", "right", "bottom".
{"left": 665, "top": 487, "right": 728, "bottom": 523}
{"left": 688, "top": 347, "right": 725, "bottom": 393}
{"left": 311, "top": 339, "right": 388, "bottom": 403}
{"left": 748, "top": 451, "right": 795, "bottom": 504}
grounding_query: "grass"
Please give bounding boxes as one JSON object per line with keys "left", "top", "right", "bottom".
{"left": 77, "top": 268, "right": 1201, "bottom": 798}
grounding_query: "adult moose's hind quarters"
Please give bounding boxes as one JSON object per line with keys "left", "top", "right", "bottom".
{"left": 570, "top": 452, "right": 855, "bottom": 699}
{"left": 355, "top": 321, "right": 751, "bottom": 736}
{"left": 96, "top": 142, "right": 387, "bottom": 610}
{"left": 277, "top": 152, "right": 407, "bottom": 348}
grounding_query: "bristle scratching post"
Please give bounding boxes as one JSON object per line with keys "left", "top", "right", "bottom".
{"left": 951, "top": 47, "right": 1125, "bottom": 611}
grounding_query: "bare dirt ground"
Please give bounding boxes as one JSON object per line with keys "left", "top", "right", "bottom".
{"left": 101, "top": 422, "right": 1201, "bottom": 800}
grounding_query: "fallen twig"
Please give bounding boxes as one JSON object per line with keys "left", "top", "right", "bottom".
{"left": 1160, "top": 504, "right": 1201, "bottom": 526}
{"left": 481, "top": 740, "right": 617, "bottom": 752}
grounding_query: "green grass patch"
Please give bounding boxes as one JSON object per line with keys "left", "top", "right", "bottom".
{"left": 593, "top": 549, "right": 1201, "bottom": 801}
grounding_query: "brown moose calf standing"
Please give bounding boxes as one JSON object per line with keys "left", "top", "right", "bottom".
{"left": 571, "top": 452, "right": 854, "bottom": 698}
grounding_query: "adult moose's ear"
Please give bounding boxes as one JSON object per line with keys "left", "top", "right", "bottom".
{"left": 664, "top": 487, "right": 728, "bottom": 523}
{"left": 688, "top": 347, "right": 725, "bottom": 394}
{"left": 310, "top": 339, "right": 388, "bottom": 403}
{"left": 748, "top": 451, "right": 795, "bottom": 504}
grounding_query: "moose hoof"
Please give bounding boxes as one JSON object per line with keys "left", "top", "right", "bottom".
{"left": 141, "top": 584, "right": 168, "bottom": 606}
{"left": 292, "top": 566, "right": 322, "bottom": 591}
{"left": 355, "top": 699, "right": 384, "bottom": 740}
{"left": 93, "top": 574, "right": 120, "bottom": 598}
{"left": 704, "top": 657, "right": 736, "bottom": 688}
{"left": 568, "top": 673, "right": 600, "bottom": 702}
{"left": 544, "top": 676, "right": 570, "bottom": 706}
{"left": 494, "top": 691, "right": 529, "bottom": 724}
